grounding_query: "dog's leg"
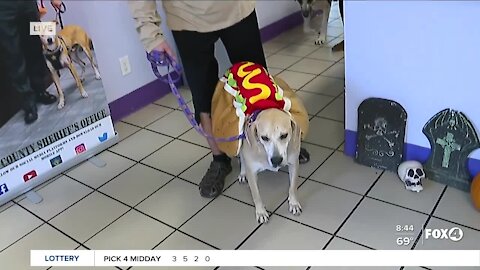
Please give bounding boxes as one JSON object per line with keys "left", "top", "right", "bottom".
{"left": 246, "top": 167, "right": 269, "bottom": 223}
{"left": 237, "top": 153, "right": 247, "bottom": 184}
{"left": 82, "top": 46, "right": 101, "bottom": 80}
{"left": 68, "top": 62, "right": 88, "bottom": 98}
{"left": 47, "top": 62, "right": 65, "bottom": 109}
{"left": 287, "top": 160, "right": 302, "bottom": 215}
{"left": 315, "top": 1, "right": 331, "bottom": 45}
{"left": 71, "top": 49, "right": 87, "bottom": 82}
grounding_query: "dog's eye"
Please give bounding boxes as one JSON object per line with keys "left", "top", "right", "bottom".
{"left": 279, "top": 133, "right": 288, "bottom": 140}
{"left": 261, "top": 136, "right": 270, "bottom": 142}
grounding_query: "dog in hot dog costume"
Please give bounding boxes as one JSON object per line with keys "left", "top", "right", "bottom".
{"left": 211, "top": 61, "right": 309, "bottom": 157}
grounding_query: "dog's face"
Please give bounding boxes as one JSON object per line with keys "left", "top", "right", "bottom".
{"left": 40, "top": 34, "right": 59, "bottom": 51}
{"left": 297, "top": 0, "right": 314, "bottom": 17}
{"left": 252, "top": 109, "right": 296, "bottom": 168}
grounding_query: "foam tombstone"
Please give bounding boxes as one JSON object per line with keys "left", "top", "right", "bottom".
{"left": 355, "top": 98, "right": 407, "bottom": 172}
{"left": 422, "top": 109, "right": 480, "bottom": 191}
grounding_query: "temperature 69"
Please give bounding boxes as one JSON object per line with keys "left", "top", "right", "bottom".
{"left": 396, "top": 236, "right": 414, "bottom": 246}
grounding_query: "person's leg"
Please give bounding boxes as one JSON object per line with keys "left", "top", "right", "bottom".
{"left": 172, "top": 30, "right": 232, "bottom": 198}
{"left": 220, "top": 10, "right": 311, "bottom": 163}
{"left": 332, "top": 0, "right": 344, "bottom": 52}
{"left": 0, "top": 1, "right": 38, "bottom": 124}
{"left": 20, "top": 1, "right": 57, "bottom": 104}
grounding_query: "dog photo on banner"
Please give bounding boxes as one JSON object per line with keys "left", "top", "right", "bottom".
{"left": 0, "top": 1, "right": 116, "bottom": 205}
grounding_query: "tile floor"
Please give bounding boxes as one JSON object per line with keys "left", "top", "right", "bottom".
{"left": 1, "top": 5, "right": 480, "bottom": 270}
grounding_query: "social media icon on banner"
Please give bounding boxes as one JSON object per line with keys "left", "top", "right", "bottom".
{"left": 0, "top": 183, "right": 9, "bottom": 196}
{"left": 23, "top": 170, "right": 38, "bottom": 182}
{"left": 75, "top": 144, "right": 86, "bottom": 155}
{"left": 50, "top": 155, "right": 63, "bottom": 168}
{"left": 98, "top": 132, "right": 108, "bottom": 142}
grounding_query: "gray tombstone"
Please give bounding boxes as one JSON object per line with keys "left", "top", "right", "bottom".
{"left": 422, "top": 109, "right": 480, "bottom": 191}
{"left": 355, "top": 98, "right": 407, "bottom": 172}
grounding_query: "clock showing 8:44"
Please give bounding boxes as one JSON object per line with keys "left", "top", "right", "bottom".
{"left": 396, "top": 224, "right": 414, "bottom": 232}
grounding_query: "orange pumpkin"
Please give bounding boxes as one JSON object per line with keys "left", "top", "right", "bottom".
{"left": 471, "top": 173, "right": 480, "bottom": 211}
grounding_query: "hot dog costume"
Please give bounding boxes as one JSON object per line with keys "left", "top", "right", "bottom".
{"left": 211, "top": 61, "right": 309, "bottom": 157}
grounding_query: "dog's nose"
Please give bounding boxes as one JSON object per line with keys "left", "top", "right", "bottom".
{"left": 47, "top": 37, "right": 53, "bottom": 44}
{"left": 270, "top": 156, "right": 283, "bottom": 167}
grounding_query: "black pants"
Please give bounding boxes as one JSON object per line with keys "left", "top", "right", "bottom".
{"left": 172, "top": 10, "right": 267, "bottom": 122}
{"left": 0, "top": 1, "right": 49, "bottom": 96}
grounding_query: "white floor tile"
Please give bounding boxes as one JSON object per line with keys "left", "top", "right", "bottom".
{"left": 0, "top": 224, "right": 77, "bottom": 270}
{"left": 303, "top": 117, "right": 344, "bottom": 149}
{"left": 276, "top": 70, "right": 316, "bottom": 90}
{"left": 368, "top": 171, "right": 445, "bottom": 214}
{"left": 147, "top": 110, "right": 192, "bottom": 137}
{"left": 263, "top": 41, "right": 289, "bottom": 55}
{"left": 99, "top": 164, "right": 174, "bottom": 206}
{"left": 434, "top": 186, "right": 480, "bottom": 230}
{"left": 0, "top": 204, "right": 43, "bottom": 251}
{"left": 277, "top": 44, "right": 318, "bottom": 58}
{"left": 50, "top": 192, "right": 129, "bottom": 242}
{"left": 322, "top": 62, "right": 345, "bottom": 79}
{"left": 295, "top": 90, "right": 334, "bottom": 115}
{"left": 114, "top": 121, "right": 141, "bottom": 142}
{"left": 136, "top": 179, "right": 212, "bottom": 227}
{"left": 180, "top": 196, "right": 258, "bottom": 249}
{"left": 109, "top": 129, "right": 173, "bottom": 161}
{"left": 18, "top": 175, "right": 92, "bottom": 220}
{"left": 301, "top": 75, "right": 344, "bottom": 97}
{"left": 268, "top": 67, "right": 284, "bottom": 76}
{"left": 280, "top": 143, "right": 333, "bottom": 178}
{"left": 85, "top": 210, "right": 174, "bottom": 250}
{"left": 276, "top": 180, "right": 362, "bottom": 234}
{"left": 337, "top": 198, "right": 428, "bottom": 250}
{"left": 288, "top": 58, "right": 334, "bottom": 75}
{"left": 142, "top": 140, "right": 210, "bottom": 176}
{"left": 154, "top": 86, "right": 192, "bottom": 109}
{"left": 179, "top": 128, "right": 211, "bottom": 148}
{"left": 317, "top": 97, "right": 344, "bottom": 122}
{"left": 266, "top": 54, "right": 302, "bottom": 69}
{"left": 310, "top": 151, "right": 381, "bottom": 194}
{"left": 66, "top": 151, "right": 135, "bottom": 188}
{"left": 307, "top": 47, "right": 344, "bottom": 62}
{"left": 239, "top": 215, "right": 331, "bottom": 270}
{"left": 224, "top": 170, "right": 296, "bottom": 212}
{"left": 122, "top": 104, "right": 173, "bottom": 127}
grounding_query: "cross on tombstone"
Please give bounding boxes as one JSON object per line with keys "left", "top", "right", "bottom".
{"left": 422, "top": 109, "right": 480, "bottom": 191}
{"left": 436, "top": 132, "right": 461, "bottom": 168}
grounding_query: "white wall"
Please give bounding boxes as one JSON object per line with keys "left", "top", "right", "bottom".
{"left": 56, "top": 0, "right": 299, "bottom": 103}
{"left": 344, "top": 0, "right": 480, "bottom": 159}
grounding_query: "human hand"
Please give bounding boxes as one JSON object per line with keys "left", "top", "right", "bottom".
{"left": 51, "top": 0, "right": 62, "bottom": 9}
{"left": 153, "top": 40, "right": 177, "bottom": 65}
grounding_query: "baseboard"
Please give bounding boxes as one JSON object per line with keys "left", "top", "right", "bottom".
{"left": 344, "top": 129, "right": 480, "bottom": 178}
{"left": 108, "top": 11, "right": 303, "bottom": 122}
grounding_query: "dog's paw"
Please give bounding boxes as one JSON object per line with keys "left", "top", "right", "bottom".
{"left": 81, "top": 91, "right": 89, "bottom": 98}
{"left": 315, "top": 34, "right": 327, "bottom": 45}
{"left": 237, "top": 174, "right": 247, "bottom": 184}
{"left": 256, "top": 207, "right": 270, "bottom": 224}
{"left": 57, "top": 101, "right": 65, "bottom": 110}
{"left": 288, "top": 198, "right": 302, "bottom": 216}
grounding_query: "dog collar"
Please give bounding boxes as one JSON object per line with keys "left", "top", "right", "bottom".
{"left": 44, "top": 46, "right": 63, "bottom": 70}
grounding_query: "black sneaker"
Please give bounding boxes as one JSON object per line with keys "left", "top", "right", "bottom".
{"left": 22, "top": 94, "right": 38, "bottom": 124}
{"left": 199, "top": 160, "right": 232, "bottom": 198}
{"left": 36, "top": 91, "right": 57, "bottom": 105}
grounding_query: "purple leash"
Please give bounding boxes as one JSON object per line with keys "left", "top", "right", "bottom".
{"left": 147, "top": 51, "right": 247, "bottom": 142}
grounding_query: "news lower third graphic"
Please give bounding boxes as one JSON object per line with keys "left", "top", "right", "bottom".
{"left": 395, "top": 224, "right": 464, "bottom": 246}
{"left": 30, "top": 250, "right": 480, "bottom": 267}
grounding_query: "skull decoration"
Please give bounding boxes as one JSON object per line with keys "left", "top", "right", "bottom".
{"left": 373, "top": 117, "right": 388, "bottom": 136}
{"left": 397, "top": 160, "right": 425, "bottom": 192}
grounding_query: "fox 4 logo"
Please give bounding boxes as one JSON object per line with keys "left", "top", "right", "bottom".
{"left": 424, "top": 227, "right": 463, "bottom": 242}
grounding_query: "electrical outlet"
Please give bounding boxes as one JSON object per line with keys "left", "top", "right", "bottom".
{"left": 119, "top": 55, "right": 131, "bottom": 76}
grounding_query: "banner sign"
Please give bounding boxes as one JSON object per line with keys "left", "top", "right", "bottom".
{"left": 0, "top": 22, "right": 116, "bottom": 205}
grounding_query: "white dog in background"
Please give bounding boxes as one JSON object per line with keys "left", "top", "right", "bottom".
{"left": 297, "top": 0, "right": 333, "bottom": 45}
